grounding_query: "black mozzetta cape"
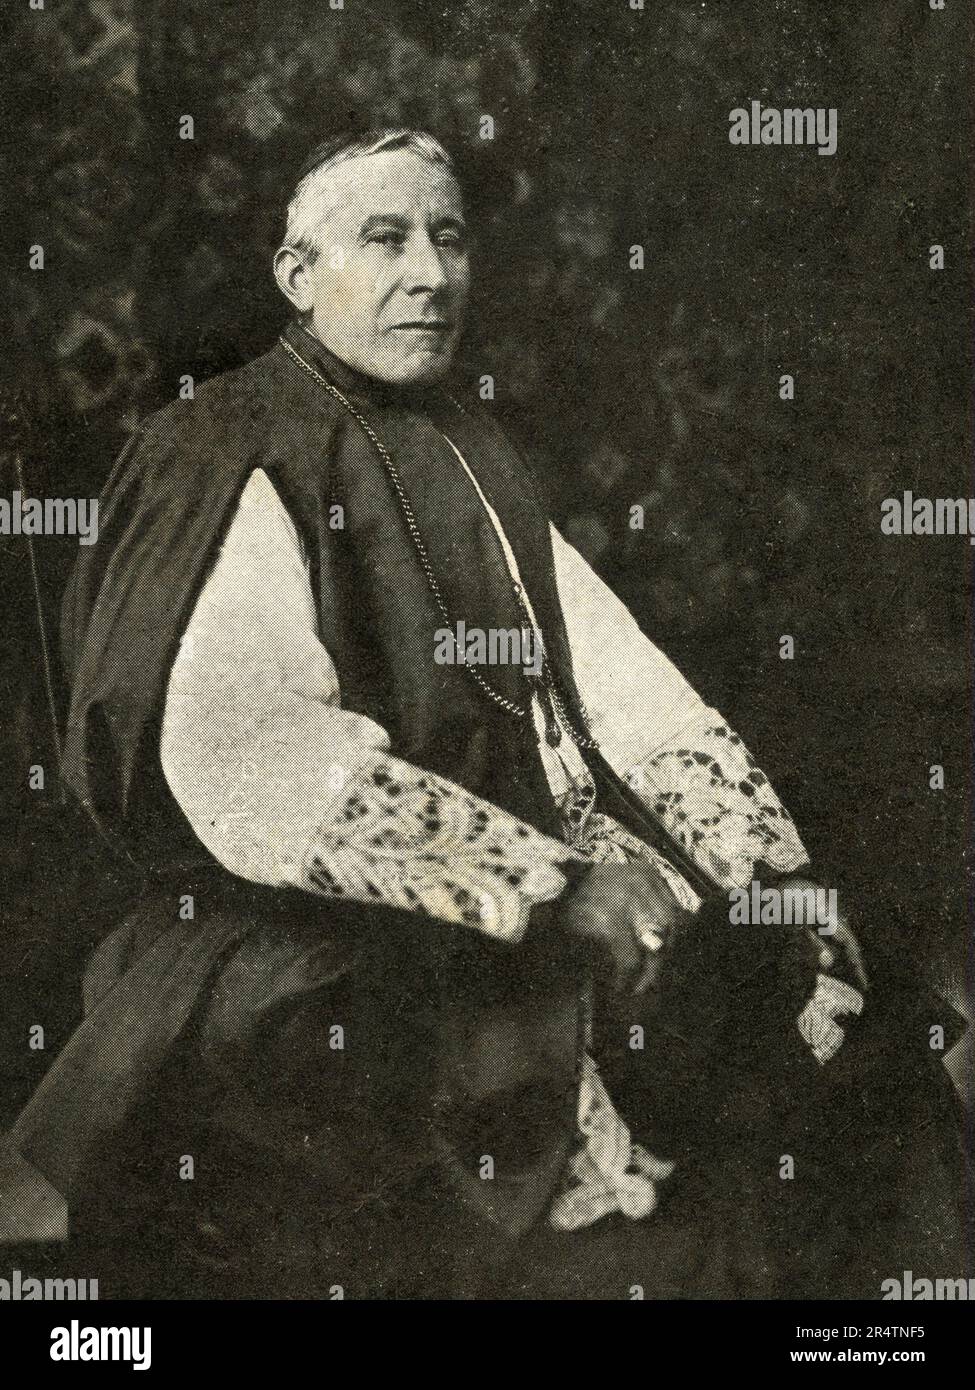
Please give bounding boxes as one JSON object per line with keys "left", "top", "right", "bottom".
{"left": 16, "top": 318, "right": 701, "bottom": 1241}
{"left": 61, "top": 315, "right": 707, "bottom": 887}
{"left": 63, "top": 320, "right": 569, "bottom": 857}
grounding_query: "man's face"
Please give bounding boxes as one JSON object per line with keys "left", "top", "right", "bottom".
{"left": 287, "top": 149, "right": 470, "bottom": 385}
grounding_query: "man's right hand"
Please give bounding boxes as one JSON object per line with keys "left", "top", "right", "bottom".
{"left": 559, "top": 861, "right": 692, "bottom": 994}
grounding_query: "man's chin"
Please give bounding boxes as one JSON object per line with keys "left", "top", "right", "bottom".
{"left": 305, "top": 325, "right": 456, "bottom": 387}
{"left": 380, "top": 352, "right": 453, "bottom": 386}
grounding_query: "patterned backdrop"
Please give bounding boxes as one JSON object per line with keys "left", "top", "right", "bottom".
{"left": 2, "top": 0, "right": 970, "bottom": 1100}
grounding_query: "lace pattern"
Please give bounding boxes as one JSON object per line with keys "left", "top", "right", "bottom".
{"left": 304, "top": 757, "right": 573, "bottom": 940}
{"left": 627, "top": 716, "right": 809, "bottom": 891}
{"left": 571, "top": 809, "right": 703, "bottom": 915}
{"left": 549, "top": 1052, "right": 676, "bottom": 1230}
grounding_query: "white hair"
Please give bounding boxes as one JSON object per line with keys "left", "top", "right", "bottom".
{"left": 281, "top": 129, "right": 455, "bottom": 264}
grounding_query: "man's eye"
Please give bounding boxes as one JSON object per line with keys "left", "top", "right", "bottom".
{"left": 366, "top": 231, "right": 406, "bottom": 248}
{"left": 436, "top": 232, "right": 466, "bottom": 250}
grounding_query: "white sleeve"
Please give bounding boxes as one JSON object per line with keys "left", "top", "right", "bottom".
{"left": 158, "top": 469, "right": 575, "bottom": 941}
{"left": 551, "top": 525, "right": 809, "bottom": 890}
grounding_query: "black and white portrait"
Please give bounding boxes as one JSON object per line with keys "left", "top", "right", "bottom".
{"left": 1, "top": 0, "right": 971, "bottom": 1327}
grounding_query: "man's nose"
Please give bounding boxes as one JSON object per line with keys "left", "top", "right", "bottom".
{"left": 400, "top": 235, "right": 450, "bottom": 294}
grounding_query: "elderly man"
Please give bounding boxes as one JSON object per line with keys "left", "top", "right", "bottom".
{"left": 12, "top": 129, "right": 965, "bottom": 1300}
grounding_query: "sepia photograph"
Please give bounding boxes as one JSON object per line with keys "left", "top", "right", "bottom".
{"left": 1, "top": 0, "right": 971, "bottom": 1346}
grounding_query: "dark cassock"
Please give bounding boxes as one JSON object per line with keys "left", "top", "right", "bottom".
{"left": 10, "top": 316, "right": 968, "bottom": 1300}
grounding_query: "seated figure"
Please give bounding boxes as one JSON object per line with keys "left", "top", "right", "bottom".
{"left": 11, "top": 129, "right": 968, "bottom": 1300}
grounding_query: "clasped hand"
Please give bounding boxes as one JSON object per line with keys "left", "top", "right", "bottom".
{"left": 560, "top": 861, "right": 690, "bottom": 994}
{"left": 560, "top": 864, "right": 868, "bottom": 999}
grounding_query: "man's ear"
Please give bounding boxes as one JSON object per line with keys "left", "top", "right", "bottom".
{"left": 273, "top": 247, "right": 313, "bottom": 312}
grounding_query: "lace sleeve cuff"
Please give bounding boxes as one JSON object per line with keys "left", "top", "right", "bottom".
{"left": 625, "top": 711, "right": 809, "bottom": 892}
{"left": 301, "top": 756, "right": 579, "bottom": 941}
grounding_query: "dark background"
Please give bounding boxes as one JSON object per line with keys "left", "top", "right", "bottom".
{"left": 2, "top": 0, "right": 972, "bottom": 1123}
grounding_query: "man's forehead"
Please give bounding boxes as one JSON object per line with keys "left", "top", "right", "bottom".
{"left": 318, "top": 148, "right": 463, "bottom": 223}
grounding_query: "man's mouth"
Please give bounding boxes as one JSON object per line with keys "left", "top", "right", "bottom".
{"left": 390, "top": 321, "right": 452, "bottom": 332}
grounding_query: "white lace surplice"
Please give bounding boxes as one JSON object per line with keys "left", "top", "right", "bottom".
{"left": 160, "top": 460, "right": 852, "bottom": 1233}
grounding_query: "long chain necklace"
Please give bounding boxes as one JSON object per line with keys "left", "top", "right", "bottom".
{"left": 280, "top": 335, "right": 599, "bottom": 752}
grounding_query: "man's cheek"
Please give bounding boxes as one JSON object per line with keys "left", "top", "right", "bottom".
{"left": 449, "top": 273, "right": 470, "bottom": 315}
{"left": 318, "top": 261, "right": 371, "bottom": 318}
